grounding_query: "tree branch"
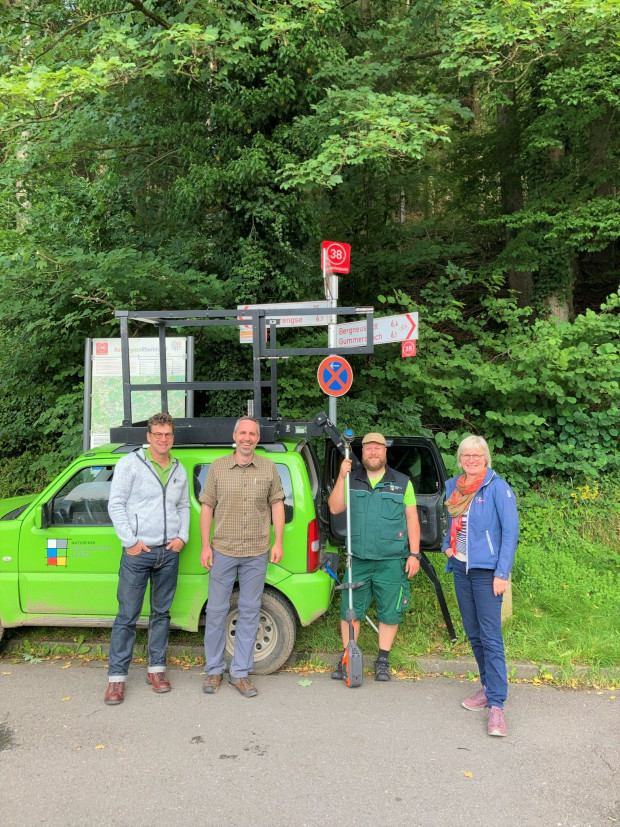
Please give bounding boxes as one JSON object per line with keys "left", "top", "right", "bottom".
{"left": 34, "top": 251, "right": 81, "bottom": 277}
{"left": 32, "top": 10, "right": 133, "bottom": 63}
{"left": 0, "top": 103, "right": 79, "bottom": 135}
{"left": 126, "top": 0, "right": 171, "bottom": 30}
{"left": 126, "top": 148, "right": 179, "bottom": 186}
{"left": 404, "top": 49, "right": 443, "bottom": 62}
{"left": 74, "top": 294, "right": 117, "bottom": 310}
{"left": 494, "top": 52, "right": 551, "bottom": 84}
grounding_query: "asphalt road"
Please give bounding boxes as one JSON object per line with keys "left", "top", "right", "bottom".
{"left": 0, "top": 661, "right": 617, "bottom": 827}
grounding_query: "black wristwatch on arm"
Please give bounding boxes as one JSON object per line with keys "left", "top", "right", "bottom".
{"left": 409, "top": 552, "right": 421, "bottom": 560}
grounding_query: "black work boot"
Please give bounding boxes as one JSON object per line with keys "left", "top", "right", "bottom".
{"left": 374, "top": 657, "right": 391, "bottom": 682}
{"left": 331, "top": 657, "right": 345, "bottom": 680}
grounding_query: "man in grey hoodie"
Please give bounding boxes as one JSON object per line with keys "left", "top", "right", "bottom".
{"left": 105, "top": 413, "right": 190, "bottom": 705}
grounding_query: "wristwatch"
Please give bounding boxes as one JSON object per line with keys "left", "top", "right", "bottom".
{"left": 409, "top": 553, "right": 421, "bottom": 560}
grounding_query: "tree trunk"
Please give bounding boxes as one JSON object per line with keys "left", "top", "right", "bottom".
{"left": 589, "top": 105, "right": 614, "bottom": 197}
{"left": 497, "top": 86, "right": 534, "bottom": 308}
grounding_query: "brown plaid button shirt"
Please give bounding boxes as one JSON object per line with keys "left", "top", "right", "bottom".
{"left": 199, "top": 452, "right": 285, "bottom": 557}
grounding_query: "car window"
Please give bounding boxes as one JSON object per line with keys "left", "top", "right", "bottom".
{"left": 345, "top": 445, "right": 440, "bottom": 496}
{"left": 1, "top": 504, "right": 30, "bottom": 521}
{"left": 193, "top": 463, "right": 294, "bottom": 524}
{"left": 296, "top": 443, "right": 319, "bottom": 500}
{"left": 50, "top": 466, "right": 115, "bottom": 526}
{"left": 387, "top": 446, "right": 440, "bottom": 495}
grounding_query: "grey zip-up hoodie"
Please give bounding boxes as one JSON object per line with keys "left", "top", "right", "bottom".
{"left": 108, "top": 449, "right": 190, "bottom": 549}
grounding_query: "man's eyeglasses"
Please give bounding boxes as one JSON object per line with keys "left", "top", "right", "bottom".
{"left": 150, "top": 432, "right": 174, "bottom": 441}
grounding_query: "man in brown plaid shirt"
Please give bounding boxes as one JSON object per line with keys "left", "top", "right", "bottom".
{"left": 199, "top": 417, "right": 285, "bottom": 697}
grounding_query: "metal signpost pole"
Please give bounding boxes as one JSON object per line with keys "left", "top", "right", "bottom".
{"left": 82, "top": 338, "right": 92, "bottom": 452}
{"left": 324, "top": 248, "right": 339, "bottom": 426}
{"left": 186, "top": 335, "right": 195, "bottom": 417}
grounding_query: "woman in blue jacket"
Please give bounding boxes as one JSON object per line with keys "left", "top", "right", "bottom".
{"left": 443, "top": 435, "right": 519, "bottom": 737}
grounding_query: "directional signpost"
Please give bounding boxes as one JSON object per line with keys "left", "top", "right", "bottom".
{"left": 336, "top": 312, "right": 418, "bottom": 349}
{"left": 234, "top": 241, "right": 417, "bottom": 423}
{"left": 238, "top": 301, "right": 330, "bottom": 343}
{"left": 317, "top": 355, "right": 353, "bottom": 397}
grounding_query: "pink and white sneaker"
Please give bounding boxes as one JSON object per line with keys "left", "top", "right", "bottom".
{"left": 461, "top": 685, "right": 488, "bottom": 711}
{"left": 487, "top": 705, "right": 507, "bottom": 737}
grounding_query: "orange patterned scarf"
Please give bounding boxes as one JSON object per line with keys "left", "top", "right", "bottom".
{"left": 445, "top": 471, "right": 486, "bottom": 557}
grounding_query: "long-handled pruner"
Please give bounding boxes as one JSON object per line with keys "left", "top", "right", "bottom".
{"left": 338, "top": 429, "right": 363, "bottom": 688}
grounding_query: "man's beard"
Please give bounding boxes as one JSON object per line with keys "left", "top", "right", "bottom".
{"left": 363, "top": 456, "right": 386, "bottom": 473}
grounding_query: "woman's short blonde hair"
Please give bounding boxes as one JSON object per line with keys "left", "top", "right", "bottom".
{"left": 457, "top": 435, "right": 491, "bottom": 469}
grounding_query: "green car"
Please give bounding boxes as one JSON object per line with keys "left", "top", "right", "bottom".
{"left": 0, "top": 429, "right": 452, "bottom": 670}
{"left": 0, "top": 437, "right": 338, "bottom": 674}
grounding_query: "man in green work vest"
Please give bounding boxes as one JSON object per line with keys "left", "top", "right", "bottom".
{"left": 329, "top": 432, "right": 421, "bottom": 681}
{"left": 105, "top": 413, "right": 190, "bottom": 705}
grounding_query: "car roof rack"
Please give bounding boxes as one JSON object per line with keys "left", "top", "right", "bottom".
{"left": 109, "top": 416, "right": 326, "bottom": 445}
{"left": 110, "top": 307, "right": 375, "bottom": 446}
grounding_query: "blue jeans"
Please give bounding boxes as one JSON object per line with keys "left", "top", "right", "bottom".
{"left": 451, "top": 559, "right": 507, "bottom": 708}
{"left": 204, "top": 549, "right": 269, "bottom": 679}
{"left": 108, "top": 545, "right": 180, "bottom": 678}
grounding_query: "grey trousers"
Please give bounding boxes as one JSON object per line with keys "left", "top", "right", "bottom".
{"left": 203, "top": 549, "right": 269, "bottom": 678}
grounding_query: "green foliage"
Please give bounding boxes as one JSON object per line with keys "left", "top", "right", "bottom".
{"left": 280, "top": 89, "right": 468, "bottom": 188}
{"left": 0, "top": 0, "right": 618, "bottom": 488}
{"left": 506, "top": 477, "right": 620, "bottom": 667}
{"left": 354, "top": 272, "right": 619, "bottom": 488}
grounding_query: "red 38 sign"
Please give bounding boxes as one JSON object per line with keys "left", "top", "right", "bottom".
{"left": 321, "top": 241, "right": 351, "bottom": 274}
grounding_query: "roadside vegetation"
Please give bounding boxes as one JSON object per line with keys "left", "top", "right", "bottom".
{"left": 3, "top": 477, "right": 617, "bottom": 687}
{"left": 0, "top": 1, "right": 618, "bottom": 489}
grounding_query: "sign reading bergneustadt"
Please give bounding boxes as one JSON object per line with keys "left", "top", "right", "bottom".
{"left": 336, "top": 312, "right": 418, "bottom": 348}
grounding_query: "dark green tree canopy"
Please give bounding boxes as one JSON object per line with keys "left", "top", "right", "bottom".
{"left": 0, "top": 0, "right": 617, "bottom": 487}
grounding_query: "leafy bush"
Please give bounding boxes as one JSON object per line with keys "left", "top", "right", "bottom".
{"left": 506, "top": 478, "right": 620, "bottom": 666}
{"left": 366, "top": 270, "right": 619, "bottom": 489}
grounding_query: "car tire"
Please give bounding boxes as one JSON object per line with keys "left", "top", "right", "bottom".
{"left": 224, "top": 588, "right": 297, "bottom": 675}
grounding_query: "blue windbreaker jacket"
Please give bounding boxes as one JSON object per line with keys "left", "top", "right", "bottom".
{"left": 442, "top": 468, "right": 519, "bottom": 579}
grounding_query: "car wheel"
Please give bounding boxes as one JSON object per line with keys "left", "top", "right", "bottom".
{"left": 225, "top": 589, "right": 296, "bottom": 675}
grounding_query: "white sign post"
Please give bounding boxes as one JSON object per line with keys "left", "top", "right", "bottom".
{"left": 323, "top": 250, "right": 339, "bottom": 424}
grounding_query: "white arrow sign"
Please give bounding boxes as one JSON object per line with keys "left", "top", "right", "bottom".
{"left": 238, "top": 301, "right": 330, "bottom": 342}
{"left": 336, "top": 313, "right": 418, "bottom": 348}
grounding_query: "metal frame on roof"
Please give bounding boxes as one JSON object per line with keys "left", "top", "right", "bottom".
{"left": 111, "top": 306, "right": 374, "bottom": 442}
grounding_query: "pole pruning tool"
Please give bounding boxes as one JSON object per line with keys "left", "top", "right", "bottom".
{"left": 338, "top": 429, "right": 363, "bottom": 688}
{"left": 322, "top": 563, "right": 379, "bottom": 635}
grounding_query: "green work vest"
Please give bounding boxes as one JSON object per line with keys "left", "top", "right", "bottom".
{"left": 349, "top": 466, "right": 409, "bottom": 560}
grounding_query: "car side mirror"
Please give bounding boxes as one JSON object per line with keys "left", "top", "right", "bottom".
{"left": 39, "top": 502, "right": 52, "bottom": 529}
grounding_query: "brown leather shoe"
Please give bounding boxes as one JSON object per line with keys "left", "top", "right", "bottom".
{"left": 146, "top": 671, "right": 171, "bottom": 693}
{"left": 203, "top": 674, "right": 222, "bottom": 694}
{"left": 229, "top": 676, "right": 258, "bottom": 698}
{"left": 104, "top": 681, "right": 125, "bottom": 705}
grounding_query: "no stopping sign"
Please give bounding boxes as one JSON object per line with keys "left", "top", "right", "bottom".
{"left": 317, "top": 356, "right": 353, "bottom": 397}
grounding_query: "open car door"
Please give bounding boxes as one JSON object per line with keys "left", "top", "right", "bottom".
{"left": 324, "top": 436, "right": 448, "bottom": 551}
